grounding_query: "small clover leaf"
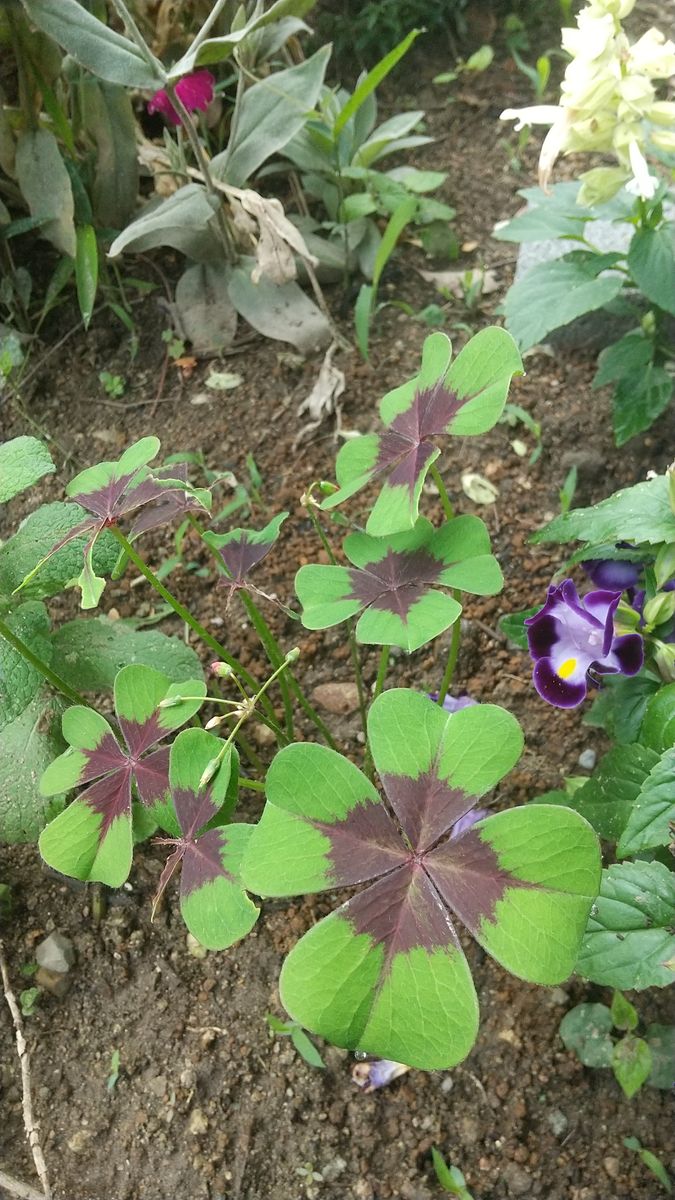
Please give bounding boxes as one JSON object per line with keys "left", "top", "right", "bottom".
{"left": 38, "top": 665, "right": 206, "bottom": 886}
{"left": 152, "top": 728, "right": 259, "bottom": 950}
{"left": 242, "top": 689, "right": 600, "bottom": 1069}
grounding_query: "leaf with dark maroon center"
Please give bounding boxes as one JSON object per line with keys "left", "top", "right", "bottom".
{"left": 15, "top": 439, "right": 211, "bottom": 609}
{"left": 152, "top": 728, "right": 258, "bottom": 950}
{"left": 242, "top": 689, "right": 601, "bottom": 1069}
{"left": 321, "top": 328, "right": 523, "bottom": 536}
{"left": 203, "top": 512, "right": 288, "bottom": 592}
{"left": 296, "top": 515, "right": 502, "bottom": 652}
{"left": 38, "top": 665, "right": 206, "bottom": 887}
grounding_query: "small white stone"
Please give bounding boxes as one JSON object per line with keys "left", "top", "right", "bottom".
{"left": 577, "top": 748, "right": 597, "bottom": 770}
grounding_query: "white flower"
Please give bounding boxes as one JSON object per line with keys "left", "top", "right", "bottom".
{"left": 629, "top": 29, "right": 675, "bottom": 78}
{"left": 499, "top": 105, "right": 560, "bottom": 132}
{"left": 625, "top": 140, "right": 658, "bottom": 199}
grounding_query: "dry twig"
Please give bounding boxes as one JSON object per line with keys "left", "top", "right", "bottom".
{"left": 0, "top": 938, "right": 52, "bottom": 1199}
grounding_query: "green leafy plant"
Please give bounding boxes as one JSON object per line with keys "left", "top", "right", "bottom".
{"left": 560, "top": 991, "right": 673, "bottom": 1098}
{"left": 1, "top": 323, "right": 609, "bottom": 1074}
{"left": 624, "top": 1137, "right": 672, "bottom": 1194}
{"left": 431, "top": 1147, "right": 474, "bottom": 1198}
{"left": 99, "top": 370, "right": 126, "bottom": 398}
{"left": 497, "top": 1, "right": 675, "bottom": 446}
{"left": 265, "top": 1014, "right": 325, "bottom": 1068}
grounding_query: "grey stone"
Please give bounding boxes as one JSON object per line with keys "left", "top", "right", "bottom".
{"left": 35, "top": 932, "right": 75, "bottom": 974}
{"left": 321, "top": 1157, "right": 347, "bottom": 1183}
{"left": 546, "top": 1108, "right": 569, "bottom": 1137}
{"left": 35, "top": 965, "right": 71, "bottom": 998}
{"left": 503, "top": 1162, "right": 533, "bottom": 1195}
{"left": 311, "top": 682, "right": 360, "bottom": 715}
{"left": 577, "top": 748, "right": 597, "bottom": 771}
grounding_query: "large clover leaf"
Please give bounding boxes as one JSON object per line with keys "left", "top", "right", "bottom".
{"left": 153, "top": 728, "right": 259, "bottom": 950}
{"left": 39, "top": 665, "right": 206, "bottom": 886}
{"left": 296, "top": 515, "right": 502, "bottom": 652}
{"left": 321, "top": 328, "right": 522, "bottom": 537}
{"left": 242, "top": 689, "right": 600, "bottom": 1069}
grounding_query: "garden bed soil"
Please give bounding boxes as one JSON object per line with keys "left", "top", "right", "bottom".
{"left": 1, "top": 33, "right": 674, "bottom": 1200}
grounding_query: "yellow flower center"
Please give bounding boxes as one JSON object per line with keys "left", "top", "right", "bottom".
{"left": 558, "top": 657, "right": 578, "bottom": 679}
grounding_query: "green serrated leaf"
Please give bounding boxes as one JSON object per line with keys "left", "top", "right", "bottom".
{"left": 627, "top": 227, "right": 675, "bottom": 316}
{"left": 618, "top": 746, "right": 675, "bottom": 856}
{"left": 0, "top": 602, "right": 52, "bottom": 732}
{"left": 502, "top": 252, "right": 624, "bottom": 351}
{"left": 0, "top": 690, "right": 66, "bottom": 843}
{"left": 560, "top": 744, "right": 659, "bottom": 841}
{"left": 0, "top": 502, "right": 118, "bottom": 602}
{"left": 532, "top": 475, "right": 675, "bottom": 548}
{"left": 576, "top": 861, "right": 675, "bottom": 990}
{"left": 51, "top": 616, "right": 203, "bottom": 693}
{"left": 0, "top": 437, "right": 55, "bottom": 503}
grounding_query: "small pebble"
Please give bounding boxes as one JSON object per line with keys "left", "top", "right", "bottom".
{"left": 35, "top": 932, "right": 76, "bottom": 974}
{"left": 503, "top": 1162, "right": 532, "bottom": 1195}
{"left": 188, "top": 1107, "right": 209, "bottom": 1135}
{"left": 577, "top": 748, "right": 597, "bottom": 771}
{"left": 546, "top": 1108, "right": 569, "bottom": 1137}
{"left": 603, "top": 1156, "right": 620, "bottom": 1179}
{"left": 311, "top": 682, "right": 360, "bottom": 715}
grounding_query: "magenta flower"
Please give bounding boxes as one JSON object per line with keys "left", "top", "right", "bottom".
{"left": 525, "top": 580, "right": 643, "bottom": 708}
{"left": 148, "top": 70, "right": 215, "bottom": 126}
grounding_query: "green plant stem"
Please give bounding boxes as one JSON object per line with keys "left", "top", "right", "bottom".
{"left": 429, "top": 462, "right": 454, "bottom": 520}
{"left": 239, "top": 776, "right": 265, "bottom": 792}
{"left": 108, "top": 526, "right": 264, "bottom": 703}
{"left": 187, "top": 0, "right": 229, "bottom": 56}
{"left": 0, "top": 618, "right": 86, "bottom": 707}
{"left": 242, "top": 593, "right": 338, "bottom": 750}
{"left": 349, "top": 623, "right": 369, "bottom": 753}
{"left": 436, "top": 602, "right": 461, "bottom": 706}
{"left": 165, "top": 84, "right": 236, "bottom": 263}
{"left": 204, "top": 654, "right": 297, "bottom": 785}
{"left": 109, "top": 0, "right": 164, "bottom": 76}
{"left": 306, "top": 504, "right": 337, "bottom": 564}
{"left": 373, "top": 645, "right": 391, "bottom": 701}
{"left": 239, "top": 592, "right": 295, "bottom": 741}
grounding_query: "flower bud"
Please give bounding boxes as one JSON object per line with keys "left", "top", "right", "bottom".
{"left": 653, "top": 641, "right": 675, "bottom": 682}
{"left": 210, "top": 661, "right": 234, "bottom": 679}
{"left": 199, "top": 757, "right": 220, "bottom": 789}
{"left": 159, "top": 695, "right": 183, "bottom": 708}
{"left": 643, "top": 591, "right": 675, "bottom": 629}
{"left": 285, "top": 647, "right": 300, "bottom": 664}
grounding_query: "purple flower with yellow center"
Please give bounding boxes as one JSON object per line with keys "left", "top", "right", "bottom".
{"left": 148, "top": 70, "right": 215, "bottom": 126}
{"left": 525, "top": 580, "right": 643, "bottom": 708}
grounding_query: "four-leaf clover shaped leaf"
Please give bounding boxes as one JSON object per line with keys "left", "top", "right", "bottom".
{"left": 296, "top": 515, "right": 502, "bottom": 652}
{"left": 153, "top": 728, "right": 259, "bottom": 950}
{"left": 242, "top": 689, "right": 601, "bottom": 1070}
{"left": 203, "top": 512, "right": 288, "bottom": 600}
{"left": 39, "top": 665, "right": 206, "bottom": 886}
{"left": 321, "top": 329, "right": 522, "bottom": 537}
{"left": 16, "top": 438, "right": 210, "bottom": 608}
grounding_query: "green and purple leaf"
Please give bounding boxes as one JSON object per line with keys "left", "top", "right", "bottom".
{"left": 242, "top": 689, "right": 600, "bottom": 1068}
{"left": 203, "top": 512, "right": 288, "bottom": 592}
{"left": 14, "top": 439, "right": 210, "bottom": 608}
{"left": 38, "top": 665, "right": 206, "bottom": 887}
{"left": 154, "top": 728, "right": 259, "bottom": 950}
{"left": 322, "top": 329, "right": 522, "bottom": 536}
{"left": 296, "top": 515, "right": 502, "bottom": 651}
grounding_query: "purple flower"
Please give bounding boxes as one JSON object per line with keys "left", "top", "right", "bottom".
{"left": 581, "top": 557, "right": 642, "bottom": 592}
{"left": 428, "top": 692, "right": 478, "bottom": 713}
{"left": 450, "top": 807, "right": 489, "bottom": 839}
{"left": 525, "top": 580, "right": 644, "bottom": 708}
{"left": 148, "top": 70, "right": 215, "bottom": 126}
{"left": 352, "top": 1058, "right": 410, "bottom": 1091}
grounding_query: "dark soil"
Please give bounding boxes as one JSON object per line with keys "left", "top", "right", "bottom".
{"left": 1, "top": 29, "right": 674, "bottom": 1200}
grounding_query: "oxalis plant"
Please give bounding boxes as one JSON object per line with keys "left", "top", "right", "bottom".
{"left": 1, "top": 326, "right": 609, "bottom": 1070}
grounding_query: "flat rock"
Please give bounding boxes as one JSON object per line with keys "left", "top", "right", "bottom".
{"left": 311, "top": 682, "right": 360, "bottom": 715}
{"left": 35, "top": 965, "right": 71, "bottom": 998}
{"left": 35, "top": 931, "right": 76, "bottom": 974}
{"left": 503, "top": 1162, "right": 533, "bottom": 1195}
